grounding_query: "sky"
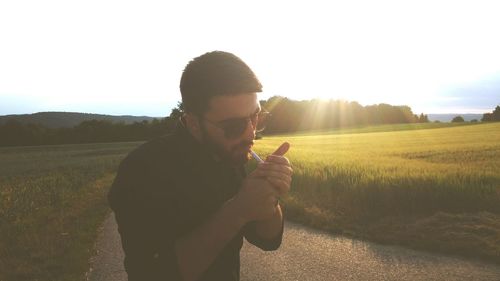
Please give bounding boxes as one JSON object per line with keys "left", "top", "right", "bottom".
{"left": 1, "top": 0, "right": 499, "bottom": 117}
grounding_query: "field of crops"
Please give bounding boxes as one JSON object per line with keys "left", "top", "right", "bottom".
{"left": 1, "top": 122, "right": 499, "bottom": 280}
{"left": 254, "top": 122, "right": 500, "bottom": 262}
{"left": 0, "top": 142, "right": 140, "bottom": 281}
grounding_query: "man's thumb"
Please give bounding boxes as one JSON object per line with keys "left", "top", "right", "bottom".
{"left": 272, "top": 142, "right": 290, "bottom": 156}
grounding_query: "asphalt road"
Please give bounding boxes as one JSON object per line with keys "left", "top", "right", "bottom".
{"left": 87, "top": 213, "right": 500, "bottom": 281}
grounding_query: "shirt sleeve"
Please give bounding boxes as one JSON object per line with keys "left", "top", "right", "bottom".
{"left": 243, "top": 218, "right": 284, "bottom": 251}
{"left": 108, "top": 155, "right": 183, "bottom": 281}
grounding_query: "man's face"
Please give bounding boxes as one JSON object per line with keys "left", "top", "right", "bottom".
{"left": 198, "top": 93, "right": 260, "bottom": 166}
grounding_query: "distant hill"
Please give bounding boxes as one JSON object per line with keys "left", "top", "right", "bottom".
{"left": 427, "top": 114, "right": 483, "bottom": 122}
{"left": 0, "top": 111, "right": 487, "bottom": 129}
{"left": 0, "top": 112, "right": 159, "bottom": 128}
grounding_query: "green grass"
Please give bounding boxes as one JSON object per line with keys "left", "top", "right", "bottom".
{"left": 0, "top": 142, "right": 142, "bottom": 281}
{"left": 253, "top": 122, "right": 500, "bottom": 263}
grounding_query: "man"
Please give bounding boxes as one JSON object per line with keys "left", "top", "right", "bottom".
{"left": 108, "top": 51, "right": 293, "bottom": 281}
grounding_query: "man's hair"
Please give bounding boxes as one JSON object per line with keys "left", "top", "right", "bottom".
{"left": 180, "top": 51, "right": 263, "bottom": 115}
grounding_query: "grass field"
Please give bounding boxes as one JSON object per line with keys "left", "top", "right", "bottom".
{"left": 0, "top": 142, "right": 140, "bottom": 281}
{"left": 254, "top": 122, "right": 500, "bottom": 262}
{"left": 1, "top": 122, "right": 499, "bottom": 280}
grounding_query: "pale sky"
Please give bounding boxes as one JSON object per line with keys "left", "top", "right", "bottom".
{"left": 1, "top": 0, "right": 499, "bottom": 116}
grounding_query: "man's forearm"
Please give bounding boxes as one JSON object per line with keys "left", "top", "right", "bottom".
{"left": 174, "top": 198, "right": 246, "bottom": 281}
{"left": 255, "top": 204, "right": 283, "bottom": 239}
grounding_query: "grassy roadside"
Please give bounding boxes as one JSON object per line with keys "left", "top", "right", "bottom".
{"left": 282, "top": 199, "right": 500, "bottom": 263}
{"left": 253, "top": 122, "right": 500, "bottom": 264}
{"left": 0, "top": 142, "right": 140, "bottom": 281}
{"left": 0, "top": 174, "right": 113, "bottom": 281}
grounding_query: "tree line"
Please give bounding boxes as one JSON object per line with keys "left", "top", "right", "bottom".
{"left": 481, "top": 106, "right": 500, "bottom": 122}
{"left": 1, "top": 97, "right": 498, "bottom": 147}
{"left": 0, "top": 118, "right": 178, "bottom": 147}
{"left": 259, "top": 96, "right": 429, "bottom": 134}
{"left": 450, "top": 106, "right": 500, "bottom": 123}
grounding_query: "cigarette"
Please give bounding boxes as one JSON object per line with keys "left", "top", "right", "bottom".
{"left": 250, "top": 150, "right": 264, "bottom": 163}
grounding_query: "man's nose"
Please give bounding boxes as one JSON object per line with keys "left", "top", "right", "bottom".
{"left": 243, "top": 118, "right": 256, "bottom": 140}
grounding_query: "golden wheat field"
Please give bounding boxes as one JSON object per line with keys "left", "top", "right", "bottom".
{"left": 253, "top": 122, "right": 500, "bottom": 262}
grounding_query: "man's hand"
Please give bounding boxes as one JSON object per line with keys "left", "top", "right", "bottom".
{"left": 234, "top": 177, "right": 278, "bottom": 223}
{"left": 233, "top": 142, "right": 293, "bottom": 223}
{"left": 253, "top": 142, "right": 293, "bottom": 197}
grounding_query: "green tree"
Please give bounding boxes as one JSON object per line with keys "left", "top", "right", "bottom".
{"left": 481, "top": 105, "right": 500, "bottom": 122}
{"left": 169, "top": 101, "right": 184, "bottom": 120}
{"left": 418, "top": 113, "right": 429, "bottom": 123}
{"left": 452, "top": 116, "right": 465, "bottom": 123}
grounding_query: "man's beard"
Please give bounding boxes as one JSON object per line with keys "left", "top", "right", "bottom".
{"left": 200, "top": 125, "right": 252, "bottom": 166}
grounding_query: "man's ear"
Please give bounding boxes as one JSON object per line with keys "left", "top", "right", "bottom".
{"left": 184, "top": 113, "right": 202, "bottom": 140}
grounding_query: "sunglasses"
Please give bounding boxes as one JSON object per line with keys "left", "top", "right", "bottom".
{"left": 202, "top": 111, "right": 271, "bottom": 139}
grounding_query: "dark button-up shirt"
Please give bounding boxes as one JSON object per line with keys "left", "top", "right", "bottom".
{"left": 108, "top": 121, "right": 283, "bottom": 281}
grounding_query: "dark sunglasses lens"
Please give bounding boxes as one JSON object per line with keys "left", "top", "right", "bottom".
{"left": 221, "top": 112, "right": 270, "bottom": 138}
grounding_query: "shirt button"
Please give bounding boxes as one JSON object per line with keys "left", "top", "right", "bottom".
{"left": 153, "top": 253, "right": 159, "bottom": 259}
